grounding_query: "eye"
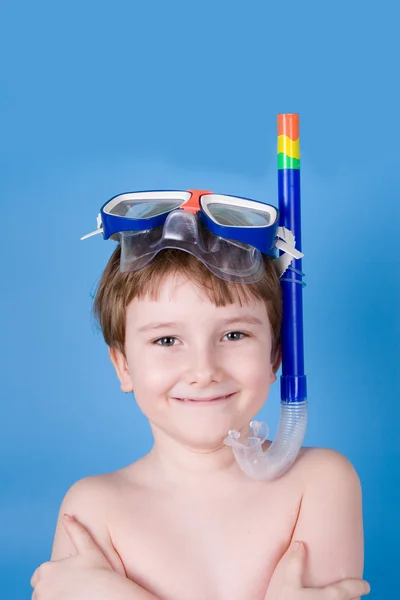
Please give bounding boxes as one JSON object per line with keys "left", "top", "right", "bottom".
{"left": 154, "top": 336, "right": 178, "bottom": 347}
{"left": 223, "top": 331, "right": 247, "bottom": 342}
{"left": 152, "top": 331, "right": 249, "bottom": 348}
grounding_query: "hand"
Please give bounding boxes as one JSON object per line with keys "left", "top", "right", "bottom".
{"left": 30, "top": 513, "right": 127, "bottom": 600}
{"left": 265, "top": 541, "right": 371, "bottom": 600}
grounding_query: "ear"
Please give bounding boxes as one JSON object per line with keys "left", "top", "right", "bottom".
{"left": 109, "top": 347, "right": 133, "bottom": 393}
{"left": 271, "top": 345, "right": 282, "bottom": 377}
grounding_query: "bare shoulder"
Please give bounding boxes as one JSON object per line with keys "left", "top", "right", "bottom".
{"left": 295, "top": 445, "right": 361, "bottom": 489}
{"left": 58, "top": 470, "right": 124, "bottom": 509}
{"left": 50, "top": 471, "right": 127, "bottom": 574}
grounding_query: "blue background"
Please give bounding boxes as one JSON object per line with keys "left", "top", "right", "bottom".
{"left": 1, "top": 1, "right": 399, "bottom": 599}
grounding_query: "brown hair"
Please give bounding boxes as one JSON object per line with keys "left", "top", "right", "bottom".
{"left": 92, "top": 246, "right": 282, "bottom": 361}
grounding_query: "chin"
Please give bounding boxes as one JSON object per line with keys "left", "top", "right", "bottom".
{"left": 181, "top": 436, "right": 231, "bottom": 453}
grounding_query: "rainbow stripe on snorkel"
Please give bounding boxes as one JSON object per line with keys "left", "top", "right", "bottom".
{"left": 277, "top": 116, "right": 300, "bottom": 170}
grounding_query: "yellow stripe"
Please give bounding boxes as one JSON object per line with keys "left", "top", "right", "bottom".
{"left": 277, "top": 135, "right": 300, "bottom": 159}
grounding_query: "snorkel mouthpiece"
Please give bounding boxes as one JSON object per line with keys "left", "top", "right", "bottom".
{"left": 224, "top": 405, "right": 308, "bottom": 481}
{"left": 224, "top": 114, "right": 308, "bottom": 481}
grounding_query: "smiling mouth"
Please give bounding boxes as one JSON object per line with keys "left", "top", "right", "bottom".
{"left": 174, "top": 393, "right": 236, "bottom": 403}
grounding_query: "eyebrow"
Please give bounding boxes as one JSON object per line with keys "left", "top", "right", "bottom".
{"left": 137, "top": 315, "right": 264, "bottom": 332}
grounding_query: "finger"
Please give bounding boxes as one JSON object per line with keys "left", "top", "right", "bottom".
{"left": 282, "top": 541, "right": 305, "bottom": 588}
{"left": 30, "top": 561, "right": 51, "bottom": 589}
{"left": 30, "top": 566, "right": 39, "bottom": 588}
{"left": 63, "top": 514, "right": 126, "bottom": 576}
{"left": 325, "top": 578, "right": 371, "bottom": 598}
{"left": 62, "top": 513, "right": 103, "bottom": 556}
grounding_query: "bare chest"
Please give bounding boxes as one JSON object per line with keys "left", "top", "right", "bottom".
{"left": 106, "top": 477, "right": 303, "bottom": 600}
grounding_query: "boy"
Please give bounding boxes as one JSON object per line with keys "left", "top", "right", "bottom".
{"left": 32, "top": 192, "right": 370, "bottom": 600}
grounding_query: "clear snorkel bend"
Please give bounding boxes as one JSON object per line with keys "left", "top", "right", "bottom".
{"left": 223, "top": 114, "right": 308, "bottom": 481}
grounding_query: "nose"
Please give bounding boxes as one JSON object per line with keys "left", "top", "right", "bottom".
{"left": 184, "top": 344, "right": 222, "bottom": 387}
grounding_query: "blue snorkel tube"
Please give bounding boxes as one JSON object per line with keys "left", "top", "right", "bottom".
{"left": 224, "top": 113, "right": 308, "bottom": 480}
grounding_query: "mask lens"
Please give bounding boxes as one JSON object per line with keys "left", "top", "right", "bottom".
{"left": 207, "top": 202, "right": 271, "bottom": 227}
{"left": 110, "top": 199, "right": 183, "bottom": 219}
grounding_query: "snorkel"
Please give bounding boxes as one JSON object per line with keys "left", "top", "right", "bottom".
{"left": 223, "top": 114, "right": 308, "bottom": 480}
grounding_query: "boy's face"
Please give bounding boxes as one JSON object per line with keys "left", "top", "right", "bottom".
{"left": 110, "top": 273, "right": 279, "bottom": 454}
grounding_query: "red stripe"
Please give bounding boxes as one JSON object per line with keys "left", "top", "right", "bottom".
{"left": 277, "top": 114, "right": 299, "bottom": 141}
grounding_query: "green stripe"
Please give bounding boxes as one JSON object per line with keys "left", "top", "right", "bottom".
{"left": 278, "top": 153, "right": 300, "bottom": 170}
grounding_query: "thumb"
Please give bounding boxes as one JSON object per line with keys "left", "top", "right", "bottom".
{"left": 283, "top": 541, "right": 305, "bottom": 589}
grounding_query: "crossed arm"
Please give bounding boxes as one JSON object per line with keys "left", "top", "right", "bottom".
{"left": 33, "top": 449, "right": 365, "bottom": 600}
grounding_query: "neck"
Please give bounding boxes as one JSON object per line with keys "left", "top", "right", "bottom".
{"left": 142, "top": 429, "right": 254, "bottom": 493}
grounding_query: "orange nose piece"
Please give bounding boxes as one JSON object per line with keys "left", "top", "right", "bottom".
{"left": 183, "top": 189, "right": 213, "bottom": 214}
